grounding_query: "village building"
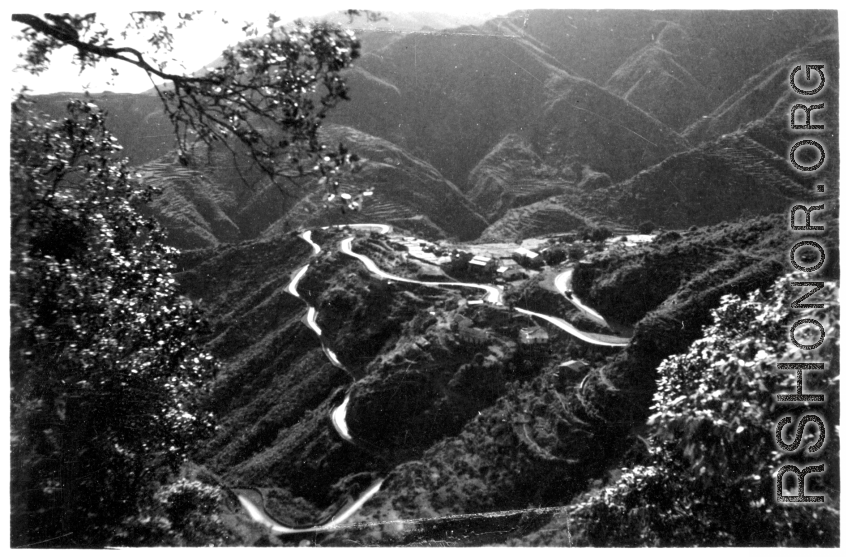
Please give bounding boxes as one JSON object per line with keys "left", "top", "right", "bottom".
{"left": 459, "top": 326, "right": 490, "bottom": 345}
{"left": 519, "top": 326, "right": 549, "bottom": 345}
{"left": 512, "top": 247, "right": 540, "bottom": 261}
{"left": 468, "top": 255, "right": 495, "bottom": 274}
{"left": 451, "top": 313, "right": 490, "bottom": 345}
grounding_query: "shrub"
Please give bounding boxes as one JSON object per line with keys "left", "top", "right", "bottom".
{"left": 568, "top": 276, "right": 839, "bottom": 546}
{"left": 638, "top": 221, "right": 656, "bottom": 234}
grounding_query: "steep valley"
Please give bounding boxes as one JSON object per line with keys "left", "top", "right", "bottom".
{"left": 168, "top": 207, "right": 837, "bottom": 545}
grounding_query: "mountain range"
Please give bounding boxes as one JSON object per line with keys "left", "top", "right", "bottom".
{"left": 29, "top": 10, "right": 837, "bottom": 250}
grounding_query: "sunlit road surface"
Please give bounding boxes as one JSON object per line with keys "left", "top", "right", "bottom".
{"left": 330, "top": 394, "right": 353, "bottom": 442}
{"left": 286, "top": 266, "right": 324, "bottom": 337}
{"left": 236, "top": 479, "right": 384, "bottom": 535}
{"left": 322, "top": 345, "right": 344, "bottom": 369}
{"left": 340, "top": 237, "right": 503, "bottom": 304}
{"left": 554, "top": 268, "right": 607, "bottom": 326}
{"left": 286, "top": 265, "right": 310, "bottom": 298}
{"left": 514, "top": 307, "right": 629, "bottom": 347}
{"left": 300, "top": 230, "right": 322, "bottom": 255}
{"left": 304, "top": 306, "right": 322, "bottom": 336}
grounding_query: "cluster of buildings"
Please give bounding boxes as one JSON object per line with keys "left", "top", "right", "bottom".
{"left": 397, "top": 234, "right": 543, "bottom": 280}
{"left": 398, "top": 236, "right": 449, "bottom": 264}
{"left": 458, "top": 248, "right": 542, "bottom": 280}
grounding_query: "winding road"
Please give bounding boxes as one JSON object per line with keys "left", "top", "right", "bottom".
{"left": 235, "top": 229, "right": 381, "bottom": 536}
{"left": 235, "top": 479, "right": 384, "bottom": 535}
{"left": 237, "top": 223, "right": 630, "bottom": 535}
{"left": 554, "top": 268, "right": 607, "bottom": 326}
{"left": 330, "top": 394, "right": 354, "bottom": 443}
{"left": 514, "top": 307, "right": 628, "bottom": 347}
{"left": 301, "top": 230, "right": 322, "bottom": 255}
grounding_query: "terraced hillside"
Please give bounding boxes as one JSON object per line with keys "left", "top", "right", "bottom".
{"left": 467, "top": 134, "right": 574, "bottom": 220}
{"left": 476, "top": 193, "right": 606, "bottom": 243}
{"left": 594, "top": 133, "right": 812, "bottom": 229}
{"left": 683, "top": 36, "right": 839, "bottom": 146}
{"left": 137, "top": 146, "right": 292, "bottom": 250}
{"left": 138, "top": 159, "right": 242, "bottom": 249}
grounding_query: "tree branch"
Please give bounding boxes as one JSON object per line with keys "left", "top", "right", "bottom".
{"left": 12, "top": 14, "right": 206, "bottom": 84}
{"left": 13, "top": 12, "right": 363, "bottom": 197}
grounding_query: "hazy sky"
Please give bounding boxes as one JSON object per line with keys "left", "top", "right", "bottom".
{"left": 8, "top": 2, "right": 514, "bottom": 94}
{"left": 7, "top": 0, "right": 836, "bottom": 94}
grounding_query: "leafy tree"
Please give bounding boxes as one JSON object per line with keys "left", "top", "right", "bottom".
{"left": 580, "top": 225, "right": 613, "bottom": 243}
{"left": 542, "top": 246, "right": 568, "bottom": 266}
{"left": 567, "top": 275, "right": 839, "bottom": 546}
{"left": 10, "top": 97, "right": 217, "bottom": 547}
{"left": 11, "top": 11, "right": 373, "bottom": 205}
{"left": 566, "top": 244, "right": 586, "bottom": 261}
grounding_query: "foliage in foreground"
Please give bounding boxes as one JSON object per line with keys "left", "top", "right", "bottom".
{"left": 568, "top": 275, "right": 839, "bottom": 546}
{"left": 10, "top": 98, "right": 220, "bottom": 547}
